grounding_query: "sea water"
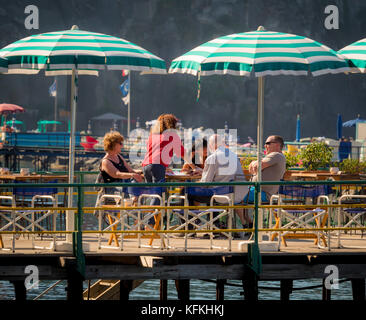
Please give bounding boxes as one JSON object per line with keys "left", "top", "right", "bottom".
{"left": 0, "top": 277, "right": 354, "bottom": 300}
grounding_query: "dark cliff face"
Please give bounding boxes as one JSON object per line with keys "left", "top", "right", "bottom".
{"left": 0, "top": 0, "right": 365, "bottom": 142}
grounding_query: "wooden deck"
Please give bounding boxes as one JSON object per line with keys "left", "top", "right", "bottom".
{"left": 1, "top": 232, "right": 365, "bottom": 301}
{"left": 1, "top": 232, "right": 366, "bottom": 255}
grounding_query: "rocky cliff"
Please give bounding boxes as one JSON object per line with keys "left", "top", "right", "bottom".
{"left": 0, "top": 0, "right": 365, "bottom": 142}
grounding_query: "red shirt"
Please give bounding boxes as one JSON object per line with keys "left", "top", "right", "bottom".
{"left": 142, "top": 131, "right": 185, "bottom": 167}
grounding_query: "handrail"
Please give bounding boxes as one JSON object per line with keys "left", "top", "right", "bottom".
{"left": 0, "top": 179, "right": 365, "bottom": 188}
{"left": 1, "top": 178, "right": 366, "bottom": 278}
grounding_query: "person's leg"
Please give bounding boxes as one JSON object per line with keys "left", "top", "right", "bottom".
{"left": 147, "top": 164, "right": 166, "bottom": 225}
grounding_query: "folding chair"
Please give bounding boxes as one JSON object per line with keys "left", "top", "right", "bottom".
{"left": 125, "top": 186, "right": 165, "bottom": 249}
{"left": 270, "top": 184, "right": 332, "bottom": 250}
{"left": 168, "top": 185, "right": 234, "bottom": 251}
{"left": 0, "top": 195, "right": 16, "bottom": 251}
{"left": 30, "top": 195, "right": 57, "bottom": 250}
{"left": 337, "top": 194, "right": 366, "bottom": 249}
{"left": 96, "top": 193, "right": 124, "bottom": 250}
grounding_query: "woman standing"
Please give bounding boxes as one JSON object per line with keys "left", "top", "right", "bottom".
{"left": 100, "top": 131, "right": 142, "bottom": 194}
{"left": 142, "top": 114, "right": 197, "bottom": 183}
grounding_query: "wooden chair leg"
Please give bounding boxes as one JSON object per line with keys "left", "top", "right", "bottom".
{"left": 107, "top": 214, "right": 119, "bottom": 246}
{"left": 0, "top": 235, "right": 3, "bottom": 248}
{"left": 148, "top": 213, "right": 161, "bottom": 246}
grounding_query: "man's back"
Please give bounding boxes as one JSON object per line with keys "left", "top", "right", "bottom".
{"left": 201, "top": 146, "right": 248, "bottom": 203}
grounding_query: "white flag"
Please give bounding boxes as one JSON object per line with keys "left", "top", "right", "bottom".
{"left": 122, "top": 93, "right": 130, "bottom": 105}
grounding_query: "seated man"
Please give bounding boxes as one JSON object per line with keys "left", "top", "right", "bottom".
{"left": 235, "top": 135, "right": 286, "bottom": 230}
{"left": 248, "top": 134, "right": 287, "bottom": 201}
{"left": 188, "top": 134, "right": 249, "bottom": 231}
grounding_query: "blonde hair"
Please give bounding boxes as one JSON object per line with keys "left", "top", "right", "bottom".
{"left": 103, "top": 131, "right": 124, "bottom": 151}
{"left": 152, "top": 114, "right": 178, "bottom": 134}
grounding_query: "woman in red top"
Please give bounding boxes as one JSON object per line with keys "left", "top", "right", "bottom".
{"left": 142, "top": 114, "right": 196, "bottom": 183}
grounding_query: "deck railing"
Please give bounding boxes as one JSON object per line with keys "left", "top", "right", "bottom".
{"left": 1, "top": 179, "right": 366, "bottom": 277}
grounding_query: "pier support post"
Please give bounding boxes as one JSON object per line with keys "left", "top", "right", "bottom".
{"left": 280, "top": 280, "right": 293, "bottom": 301}
{"left": 60, "top": 257, "right": 84, "bottom": 301}
{"left": 351, "top": 279, "right": 365, "bottom": 301}
{"left": 216, "top": 279, "right": 226, "bottom": 301}
{"left": 242, "top": 266, "right": 258, "bottom": 301}
{"left": 175, "top": 279, "right": 190, "bottom": 300}
{"left": 160, "top": 280, "right": 168, "bottom": 300}
{"left": 322, "top": 279, "right": 331, "bottom": 301}
{"left": 119, "top": 280, "right": 133, "bottom": 300}
{"left": 11, "top": 280, "right": 26, "bottom": 301}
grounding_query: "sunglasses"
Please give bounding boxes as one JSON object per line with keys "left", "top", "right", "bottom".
{"left": 265, "top": 141, "right": 277, "bottom": 145}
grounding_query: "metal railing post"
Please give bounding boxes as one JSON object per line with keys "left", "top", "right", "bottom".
{"left": 247, "top": 182, "right": 262, "bottom": 276}
{"left": 74, "top": 185, "right": 85, "bottom": 277}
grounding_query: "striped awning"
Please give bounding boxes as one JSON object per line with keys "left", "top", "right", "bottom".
{"left": 169, "top": 27, "right": 349, "bottom": 77}
{"left": 339, "top": 38, "right": 366, "bottom": 73}
{"left": 0, "top": 26, "right": 166, "bottom": 75}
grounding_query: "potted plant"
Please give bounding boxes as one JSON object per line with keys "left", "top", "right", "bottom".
{"left": 298, "top": 141, "right": 333, "bottom": 171}
{"left": 339, "top": 158, "right": 366, "bottom": 175}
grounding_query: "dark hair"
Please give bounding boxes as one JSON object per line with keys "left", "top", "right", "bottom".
{"left": 192, "top": 138, "right": 208, "bottom": 153}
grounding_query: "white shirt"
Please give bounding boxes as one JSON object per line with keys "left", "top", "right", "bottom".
{"left": 200, "top": 146, "right": 249, "bottom": 203}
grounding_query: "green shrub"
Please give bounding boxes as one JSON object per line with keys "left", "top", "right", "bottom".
{"left": 339, "top": 159, "right": 366, "bottom": 174}
{"left": 283, "top": 151, "right": 301, "bottom": 169}
{"left": 299, "top": 142, "right": 333, "bottom": 171}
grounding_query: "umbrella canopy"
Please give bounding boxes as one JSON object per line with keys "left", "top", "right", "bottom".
{"left": 92, "top": 112, "right": 127, "bottom": 121}
{"left": 339, "top": 37, "right": 366, "bottom": 73}
{"left": 6, "top": 119, "right": 23, "bottom": 125}
{"left": 296, "top": 114, "right": 301, "bottom": 142}
{"left": 170, "top": 28, "right": 349, "bottom": 77}
{"left": 0, "top": 56, "right": 7, "bottom": 72}
{"left": 0, "top": 27, "right": 166, "bottom": 75}
{"left": 37, "top": 120, "right": 62, "bottom": 125}
{"left": 169, "top": 26, "right": 350, "bottom": 248}
{"left": 0, "top": 103, "right": 25, "bottom": 115}
{"left": 37, "top": 120, "right": 62, "bottom": 133}
{"left": 0, "top": 25, "right": 166, "bottom": 244}
{"left": 342, "top": 115, "right": 366, "bottom": 127}
{"left": 337, "top": 114, "right": 343, "bottom": 139}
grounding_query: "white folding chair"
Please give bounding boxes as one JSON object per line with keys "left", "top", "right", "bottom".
{"left": 270, "top": 193, "right": 330, "bottom": 250}
{"left": 97, "top": 194, "right": 124, "bottom": 250}
{"left": 0, "top": 195, "right": 16, "bottom": 251}
{"left": 337, "top": 194, "right": 366, "bottom": 249}
{"left": 30, "top": 195, "right": 57, "bottom": 250}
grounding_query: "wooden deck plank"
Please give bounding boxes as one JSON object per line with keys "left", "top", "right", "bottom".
{"left": 0, "top": 233, "right": 365, "bottom": 256}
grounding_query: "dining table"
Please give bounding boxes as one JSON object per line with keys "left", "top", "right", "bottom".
{"left": 0, "top": 173, "right": 68, "bottom": 183}
{"left": 290, "top": 172, "right": 361, "bottom": 181}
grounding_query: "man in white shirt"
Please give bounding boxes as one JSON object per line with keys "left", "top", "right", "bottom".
{"left": 187, "top": 134, "right": 249, "bottom": 233}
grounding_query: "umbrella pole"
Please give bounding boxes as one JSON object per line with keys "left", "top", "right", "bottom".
{"left": 53, "top": 77, "right": 58, "bottom": 132}
{"left": 67, "top": 68, "right": 77, "bottom": 242}
{"left": 127, "top": 72, "right": 131, "bottom": 136}
{"left": 257, "top": 76, "right": 264, "bottom": 242}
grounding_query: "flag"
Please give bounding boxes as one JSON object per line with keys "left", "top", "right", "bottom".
{"left": 122, "top": 93, "right": 130, "bottom": 105}
{"left": 120, "top": 79, "right": 130, "bottom": 105}
{"left": 122, "top": 70, "right": 129, "bottom": 77}
{"left": 49, "top": 79, "right": 56, "bottom": 97}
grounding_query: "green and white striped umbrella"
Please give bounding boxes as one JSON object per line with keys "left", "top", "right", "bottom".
{"left": 169, "top": 27, "right": 350, "bottom": 247}
{"left": 339, "top": 37, "right": 366, "bottom": 73}
{"left": 0, "top": 25, "right": 166, "bottom": 245}
{"left": 170, "top": 28, "right": 349, "bottom": 77}
{"left": 0, "top": 26, "right": 166, "bottom": 75}
{"left": 0, "top": 57, "right": 7, "bottom": 72}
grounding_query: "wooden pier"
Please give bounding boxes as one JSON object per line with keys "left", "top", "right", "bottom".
{"left": 0, "top": 234, "right": 365, "bottom": 301}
